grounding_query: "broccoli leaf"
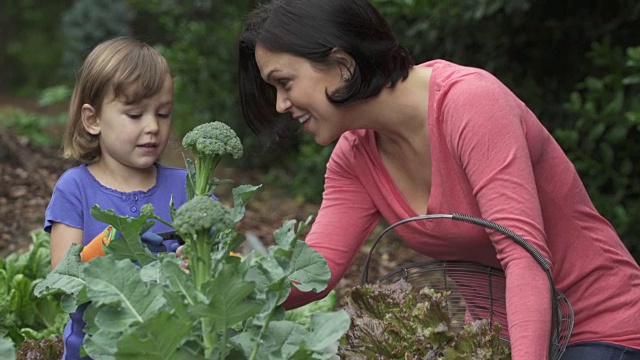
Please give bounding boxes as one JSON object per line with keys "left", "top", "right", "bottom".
{"left": 305, "top": 311, "right": 351, "bottom": 353}
{"left": 183, "top": 155, "right": 197, "bottom": 200}
{"left": 81, "top": 257, "right": 166, "bottom": 332}
{"left": 262, "top": 320, "right": 308, "bottom": 359}
{"left": 114, "top": 311, "right": 194, "bottom": 360}
{"left": 90, "top": 205, "right": 154, "bottom": 265}
{"left": 193, "top": 262, "right": 263, "bottom": 332}
{"left": 288, "top": 241, "right": 330, "bottom": 293}
{"left": 156, "top": 257, "right": 201, "bottom": 308}
{"left": 231, "top": 184, "right": 261, "bottom": 222}
{"left": 82, "top": 328, "right": 119, "bottom": 359}
{"left": 33, "top": 244, "right": 88, "bottom": 312}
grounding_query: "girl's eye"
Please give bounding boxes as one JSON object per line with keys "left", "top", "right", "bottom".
{"left": 127, "top": 114, "right": 142, "bottom": 119}
{"left": 158, "top": 113, "right": 171, "bottom": 119}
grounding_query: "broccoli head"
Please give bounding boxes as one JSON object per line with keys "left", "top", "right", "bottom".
{"left": 182, "top": 121, "right": 243, "bottom": 159}
{"left": 173, "top": 195, "right": 234, "bottom": 240}
{"left": 182, "top": 121, "right": 243, "bottom": 197}
{"left": 140, "top": 203, "right": 155, "bottom": 217}
{"left": 173, "top": 196, "right": 235, "bottom": 292}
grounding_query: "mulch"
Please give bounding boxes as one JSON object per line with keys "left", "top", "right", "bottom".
{"left": 0, "top": 128, "right": 75, "bottom": 257}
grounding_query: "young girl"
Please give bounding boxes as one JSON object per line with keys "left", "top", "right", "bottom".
{"left": 44, "top": 37, "right": 187, "bottom": 360}
{"left": 238, "top": 1, "right": 640, "bottom": 359}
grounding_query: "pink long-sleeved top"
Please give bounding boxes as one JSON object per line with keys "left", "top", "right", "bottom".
{"left": 284, "top": 60, "right": 640, "bottom": 359}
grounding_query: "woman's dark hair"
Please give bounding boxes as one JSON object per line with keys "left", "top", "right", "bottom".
{"left": 238, "top": 0, "right": 414, "bottom": 135}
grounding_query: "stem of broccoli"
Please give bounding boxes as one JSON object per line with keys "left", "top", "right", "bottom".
{"left": 190, "top": 230, "right": 216, "bottom": 357}
{"left": 195, "top": 154, "right": 223, "bottom": 197}
{"left": 249, "top": 227, "right": 305, "bottom": 360}
{"left": 249, "top": 290, "right": 278, "bottom": 360}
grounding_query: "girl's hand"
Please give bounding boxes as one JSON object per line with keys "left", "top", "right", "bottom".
{"left": 176, "top": 245, "right": 190, "bottom": 273}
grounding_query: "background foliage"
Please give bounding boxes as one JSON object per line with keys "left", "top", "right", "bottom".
{"left": 1, "top": 0, "right": 639, "bottom": 259}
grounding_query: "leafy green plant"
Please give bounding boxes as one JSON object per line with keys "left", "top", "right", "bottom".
{"left": 0, "top": 230, "right": 67, "bottom": 351}
{"left": 16, "top": 336, "right": 63, "bottom": 360}
{"left": 285, "top": 290, "right": 337, "bottom": 328}
{"left": 34, "top": 121, "right": 350, "bottom": 359}
{"left": 339, "top": 280, "right": 511, "bottom": 359}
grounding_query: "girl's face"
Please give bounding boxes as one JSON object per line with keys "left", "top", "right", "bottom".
{"left": 255, "top": 45, "right": 351, "bottom": 146}
{"left": 86, "top": 74, "right": 173, "bottom": 171}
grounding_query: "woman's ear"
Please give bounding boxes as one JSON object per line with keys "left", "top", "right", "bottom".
{"left": 331, "top": 48, "right": 355, "bottom": 79}
{"left": 81, "top": 104, "right": 101, "bottom": 135}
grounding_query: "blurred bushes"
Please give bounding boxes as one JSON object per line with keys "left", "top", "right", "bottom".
{"left": 2, "top": 0, "right": 640, "bottom": 258}
{"left": 0, "top": 1, "right": 72, "bottom": 94}
{"left": 59, "top": 0, "right": 135, "bottom": 78}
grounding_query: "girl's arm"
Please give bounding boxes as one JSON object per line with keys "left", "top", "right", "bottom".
{"left": 50, "top": 222, "right": 83, "bottom": 269}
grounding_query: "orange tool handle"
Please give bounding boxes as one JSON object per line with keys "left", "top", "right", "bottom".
{"left": 80, "top": 226, "right": 117, "bottom": 262}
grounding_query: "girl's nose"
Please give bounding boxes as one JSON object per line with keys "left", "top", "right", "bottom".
{"left": 144, "top": 115, "right": 159, "bottom": 133}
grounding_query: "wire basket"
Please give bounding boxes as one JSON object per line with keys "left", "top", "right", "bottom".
{"left": 361, "top": 213, "right": 574, "bottom": 360}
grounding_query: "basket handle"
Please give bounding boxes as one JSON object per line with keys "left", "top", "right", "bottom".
{"left": 361, "top": 213, "right": 552, "bottom": 285}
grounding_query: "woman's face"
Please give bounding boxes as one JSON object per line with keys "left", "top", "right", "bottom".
{"left": 255, "top": 44, "right": 351, "bottom": 146}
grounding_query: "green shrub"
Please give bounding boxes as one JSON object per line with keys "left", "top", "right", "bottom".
{"left": 0, "top": 2, "right": 71, "bottom": 94}
{"left": 59, "top": 0, "right": 135, "bottom": 79}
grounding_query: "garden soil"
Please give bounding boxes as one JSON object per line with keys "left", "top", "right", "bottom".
{"left": 0, "top": 94, "right": 423, "bottom": 300}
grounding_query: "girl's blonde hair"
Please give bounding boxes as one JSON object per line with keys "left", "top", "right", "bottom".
{"left": 63, "top": 37, "right": 172, "bottom": 162}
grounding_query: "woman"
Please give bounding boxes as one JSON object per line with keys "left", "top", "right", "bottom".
{"left": 238, "top": 1, "right": 640, "bottom": 359}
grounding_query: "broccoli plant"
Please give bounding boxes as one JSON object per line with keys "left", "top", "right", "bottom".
{"left": 33, "top": 121, "right": 350, "bottom": 359}
{"left": 182, "top": 121, "right": 243, "bottom": 198}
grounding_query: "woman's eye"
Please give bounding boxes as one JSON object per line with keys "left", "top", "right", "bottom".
{"left": 278, "top": 79, "right": 290, "bottom": 88}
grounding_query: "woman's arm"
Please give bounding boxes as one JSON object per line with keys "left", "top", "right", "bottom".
{"left": 284, "top": 136, "right": 381, "bottom": 309}
{"left": 442, "top": 70, "right": 552, "bottom": 359}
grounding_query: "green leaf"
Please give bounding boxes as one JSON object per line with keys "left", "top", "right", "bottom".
{"left": 9, "top": 275, "right": 33, "bottom": 321}
{"left": 231, "top": 184, "right": 261, "bottom": 222}
{"left": 305, "top": 311, "right": 351, "bottom": 352}
{"left": 622, "top": 74, "right": 640, "bottom": 85}
{"left": 194, "top": 263, "right": 263, "bottom": 332}
{"left": 599, "top": 142, "right": 615, "bottom": 165}
{"left": 82, "top": 328, "right": 119, "bottom": 359}
{"left": 0, "top": 335, "right": 15, "bottom": 360}
{"left": 288, "top": 241, "right": 330, "bottom": 293}
{"left": 285, "top": 290, "right": 337, "bottom": 327}
{"left": 114, "top": 311, "right": 194, "bottom": 360}
{"left": 81, "top": 257, "right": 166, "bottom": 331}
{"left": 90, "top": 205, "right": 155, "bottom": 265}
{"left": 273, "top": 220, "right": 299, "bottom": 249}
{"left": 33, "top": 244, "right": 88, "bottom": 310}
{"left": 183, "top": 155, "right": 197, "bottom": 200}
{"left": 157, "top": 258, "right": 202, "bottom": 308}
{"left": 261, "top": 320, "right": 309, "bottom": 360}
